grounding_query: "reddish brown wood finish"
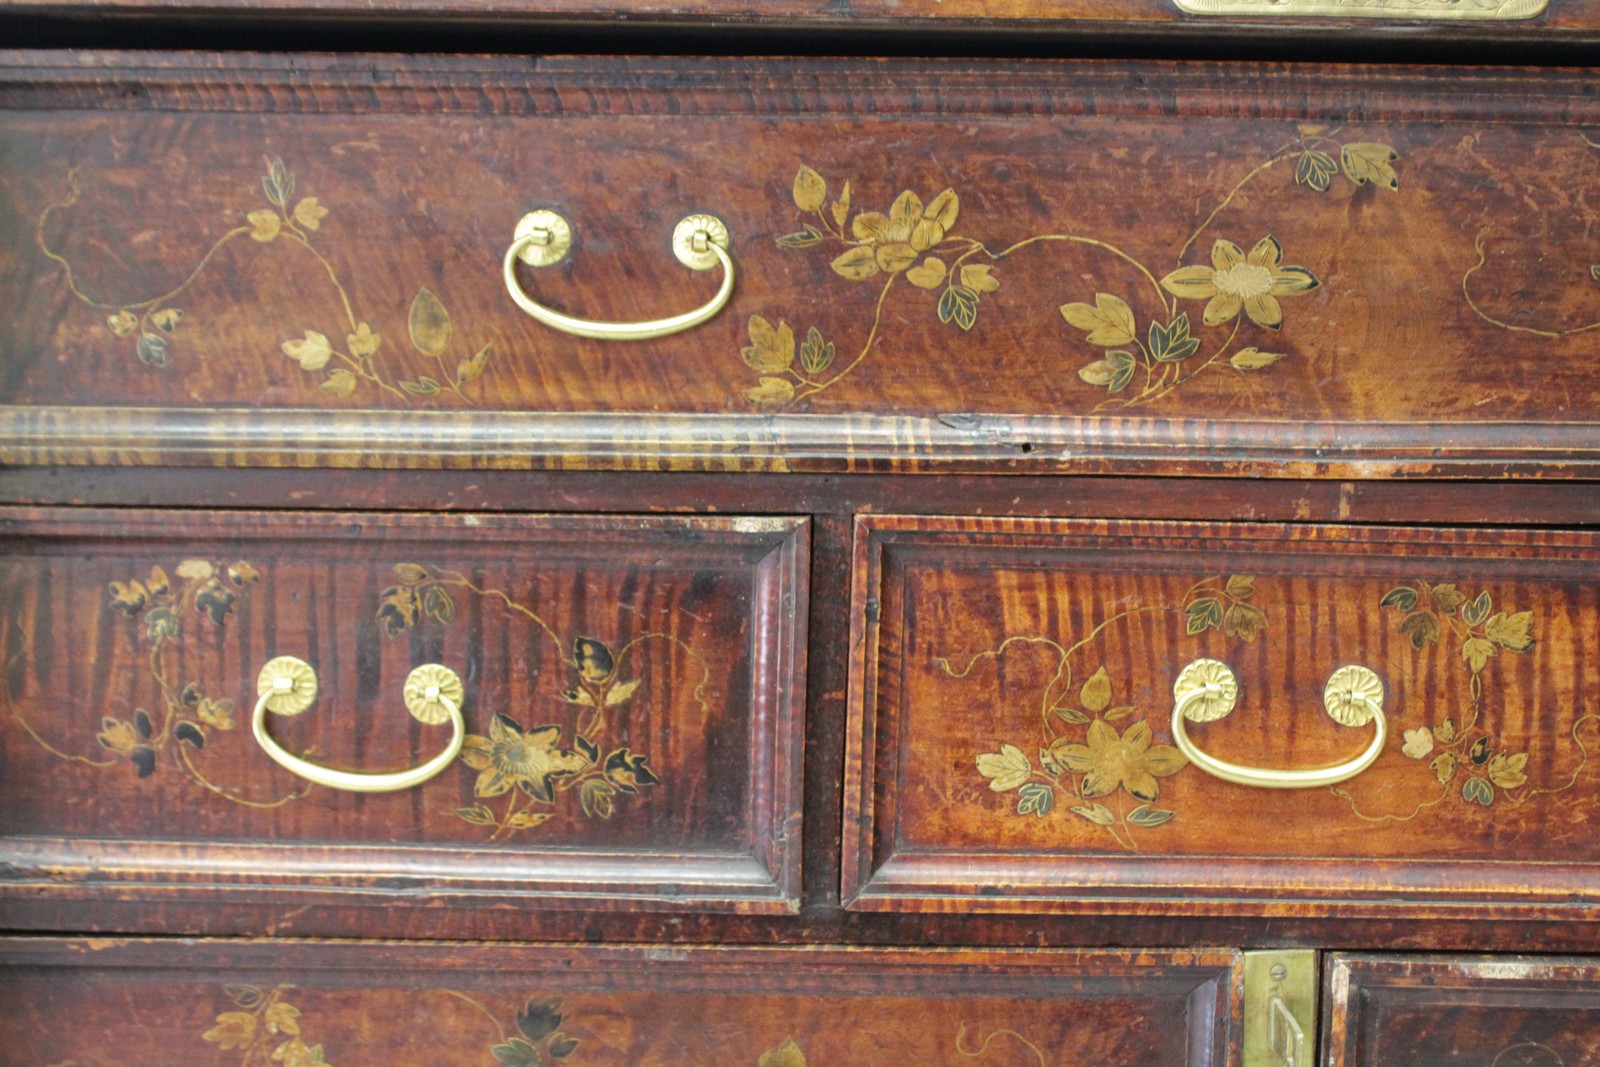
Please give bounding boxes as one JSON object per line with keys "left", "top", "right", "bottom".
{"left": 0, "top": 507, "right": 808, "bottom": 918}
{"left": 1324, "top": 954, "right": 1600, "bottom": 1067}
{"left": 4, "top": 54, "right": 1600, "bottom": 476}
{"left": 0, "top": 939, "right": 1242, "bottom": 1067}
{"left": 846, "top": 515, "right": 1600, "bottom": 918}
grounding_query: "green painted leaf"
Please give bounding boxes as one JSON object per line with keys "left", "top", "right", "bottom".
{"left": 1052, "top": 706, "right": 1090, "bottom": 725}
{"left": 1462, "top": 777, "right": 1495, "bottom": 807}
{"left": 1126, "top": 805, "right": 1175, "bottom": 827}
{"left": 1070, "top": 803, "right": 1116, "bottom": 826}
{"left": 1149, "top": 313, "right": 1201, "bottom": 363}
{"left": 776, "top": 225, "right": 824, "bottom": 249}
{"left": 938, "top": 285, "right": 981, "bottom": 331}
{"left": 1294, "top": 150, "right": 1337, "bottom": 192}
{"left": 1185, "top": 596, "right": 1224, "bottom": 635}
{"left": 1017, "top": 781, "right": 1055, "bottom": 818}
{"left": 136, "top": 331, "right": 170, "bottom": 366}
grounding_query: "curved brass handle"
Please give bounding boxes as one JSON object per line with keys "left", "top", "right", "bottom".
{"left": 503, "top": 209, "right": 734, "bottom": 341}
{"left": 252, "top": 655, "right": 465, "bottom": 793}
{"left": 1171, "top": 659, "right": 1386, "bottom": 789}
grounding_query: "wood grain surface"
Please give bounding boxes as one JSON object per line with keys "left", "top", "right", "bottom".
{"left": 0, "top": 507, "right": 808, "bottom": 917}
{"left": 4, "top": 54, "right": 1600, "bottom": 475}
{"left": 847, "top": 515, "right": 1600, "bottom": 918}
{"left": 0, "top": 939, "right": 1242, "bottom": 1067}
{"left": 1324, "top": 954, "right": 1600, "bottom": 1067}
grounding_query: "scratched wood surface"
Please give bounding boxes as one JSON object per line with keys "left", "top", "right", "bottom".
{"left": 0, "top": 507, "right": 808, "bottom": 915}
{"left": 0, "top": 940, "right": 1241, "bottom": 1067}
{"left": 846, "top": 515, "right": 1600, "bottom": 918}
{"left": 1324, "top": 954, "right": 1600, "bottom": 1067}
{"left": 4, "top": 54, "right": 1600, "bottom": 475}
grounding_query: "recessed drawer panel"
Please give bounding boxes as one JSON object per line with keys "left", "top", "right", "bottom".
{"left": 4, "top": 54, "right": 1600, "bottom": 476}
{"left": 0, "top": 939, "right": 1240, "bottom": 1067}
{"left": 845, "top": 515, "right": 1600, "bottom": 917}
{"left": 1325, "top": 954, "right": 1600, "bottom": 1067}
{"left": 0, "top": 508, "right": 807, "bottom": 924}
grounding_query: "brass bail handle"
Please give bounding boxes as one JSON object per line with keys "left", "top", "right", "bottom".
{"left": 1171, "top": 658, "right": 1387, "bottom": 789}
{"left": 252, "top": 655, "right": 465, "bottom": 793}
{"left": 503, "top": 209, "right": 734, "bottom": 341}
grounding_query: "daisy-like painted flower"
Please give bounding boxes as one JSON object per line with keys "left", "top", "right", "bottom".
{"left": 1050, "top": 720, "right": 1187, "bottom": 802}
{"left": 831, "top": 188, "right": 960, "bottom": 280}
{"left": 1161, "top": 236, "right": 1320, "bottom": 330}
{"left": 460, "top": 714, "right": 596, "bottom": 802}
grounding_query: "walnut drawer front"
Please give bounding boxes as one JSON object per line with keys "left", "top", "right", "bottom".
{"left": 0, "top": 507, "right": 807, "bottom": 924}
{"left": 845, "top": 514, "right": 1600, "bottom": 918}
{"left": 4, "top": 53, "right": 1600, "bottom": 478}
{"left": 0, "top": 938, "right": 1241, "bottom": 1067}
{"left": 1324, "top": 954, "right": 1600, "bottom": 1066}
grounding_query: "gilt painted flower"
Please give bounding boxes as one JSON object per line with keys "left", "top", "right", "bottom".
{"left": 831, "top": 188, "right": 960, "bottom": 280}
{"left": 1161, "top": 236, "right": 1320, "bottom": 329}
{"left": 1051, "top": 720, "right": 1187, "bottom": 802}
{"left": 460, "top": 714, "right": 597, "bottom": 802}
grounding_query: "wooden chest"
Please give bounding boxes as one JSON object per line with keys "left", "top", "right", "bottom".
{"left": 3, "top": 24, "right": 1600, "bottom": 1067}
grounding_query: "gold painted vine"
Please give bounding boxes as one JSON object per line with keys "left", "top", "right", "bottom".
{"left": 198, "top": 984, "right": 1043, "bottom": 1067}
{"left": 959, "top": 576, "right": 1587, "bottom": 852}
{"left": 1461, "top": 134, "right": 1600, "bottom": 342}
{"left": 7, "top": 558, "right": 706, "bottom": 838}
{"left": 741, "top": 127, "right": 1399, "bottom": 410}
{"left": 38, "top": 157, "right": 492, "bottom": 404}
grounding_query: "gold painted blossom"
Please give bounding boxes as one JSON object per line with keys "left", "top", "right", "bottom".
{"left": 1050, "top": 720, "right": 1187, "bottom": 802}
{"left": 1160, "top": 237, "right": 1320, "bottom": 330}
{"left": 460, "top": 714, "right": 596, "bottom": 802}
{"left": 831, "top": 188, "right": 961, "bottom": 280}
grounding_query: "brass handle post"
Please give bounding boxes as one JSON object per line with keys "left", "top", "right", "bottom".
{"left": 503, "top": 210, "right": 734, "bottom": 341}
{"left": 251, "top": 656, "right": 465, "bottom": 793}
{"left": 1171, "top": 658, "right": 1386, "bottom": 789}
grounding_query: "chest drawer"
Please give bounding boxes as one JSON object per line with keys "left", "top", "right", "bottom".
{"left": 3, "top": 53, "right": 1600, "bottom": 478}
{"left": 845, "top": 514, "right": 1600, "bottom": 918}
{"left": 0, "top": 507, "right": 807, "bottom": 929}
{"left": 1325, "top": 954, "right": 1600, "bottom": 1066}
{"left": 0, "top": 938, "right": 1240, "bottom": 1067}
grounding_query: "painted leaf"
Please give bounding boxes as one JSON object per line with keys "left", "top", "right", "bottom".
{"left": 1222, "top": 602, "right": 1268, "bottom": 642}
{"left": 905, "top": 256, "right": 947, "bottom": 290}
{"left": 1470, "top": 737, "right": 1492, "bottom": 765}
{"left": 1148, "top": 314, "right": 1200, "bottom": 363}
{"left": 1379, "top": 586, "right": 1419, "bottom": 612}
{"left": 262, "top": 156, "right": 295, "bottom": 207}
{"left": 1224, "top": 574, "right": 1255, "bottom": 600}
{"left": 549, "top": 1035, "right": 579, "bottom": 1059}
{"left": 136, "top": 331, "right": 170, "bottom": 366}
{"left": 1485, "top": 610, "right": 1535, "bottom": 652}
{"left": 745, "top": 376, "right": 795, "bottom": 407}
{"left": 830, "top": 245, "right": 879, "bottom": 281}
{"left": 1340, "top": 143, "right": 1400, "bottom": 190}
{"left": 518, "top": 995, "right": 566, "bottom": 1042}
{"left": 799, "top": 327, "right": 835, "bottom": 375}
{"left": 961, "top": 263, "right": 1000, "bottom": 293}
{"left": 455, "top": 804, "right": 496, "bottom": 826}
{"left": 1294, "top": 150, "right": 1338, "bottom": 192}
{"left": 1488, "top": 752, "right": 1529, "bottom": 790}
{"left": 793, "top": 165, "right": 827, "bottom": 213}
{"left": 247, "top": 208, "right": 282, "bottom": 242}
{"left": 1461, "top": 777, "right": 1495, "bottom": 807}
{"left": 831, "top": 182, "right": 852, "bottom": 229}
{"left": 491, "top": 1038, "right": 542, "bottom": 1067}
{"left": 107, "top": 309, "right": 139, "bottom": 336}
{"left": 423, "top": 585, "right": 455, "bottom": 624}
{"left": 400, "top": 377, "right": 442, "bottom": 397}
{"left": 1079, "top": 667, "right": 1113, "bottom": 714}
{"left": 742, "top": 315, "right": 796, "bottom": 374}
{"left": 976, "top": 743, "right": 1031, "bottom": 792}
{"left": 1126, "top": 805, "right": 1175, "bottom": 827}
{"left": 1461, "top": 637, "right": 1496, "bottom": 675}
{"left": 150, "top": 307, "right": 184, "bottom": 332}
{"left": 203, "top": 1013, "right": 257, "bottom": 1050}
{"left": 1017, "top": 781, "right": 1055, "bottom": 818}
{"left": 281, "top": 330, "right": 332, "bottom": 371}
{"left": 1399, "top": 610, "right": 1441, "bottom": 649}
{"left": 1461, "top": 590, "right": 1493, "bottom": 626}
{"left": 1103, "top": 705, "right": 1136, "bottom": 723}
{"left": 1052, "top": 706, "right": 1090, "bottom": 725}
{"left": 224, "top": 985, "right": 266, "bottom": 1009}
{"left": 1431, "top": 753, "right": 1457, "bottom": 784}
{"left": 776, "top": 225, "right": 824, "bottom": 249}
{"left": 1038, "top": 746, "right": 1064, "bottom": 776}
{"left": 506, "top": 810, "right": 554, "bottom": 830}
{"left": 1435, "top": 718, "right": 1458, "bottom": 744}
{"left": 758, "top": 1038, "right": 808, "bottom": 1067}
{"left": 176, "top": 559, "right": 214, "bottom": 580}
{"left": 580, "top": 778, "right": 616, "bottom": 819}
{"left": 1230, "top": 347, "right": 1284, "bottom": 371}
{"left": 605, "top": 678, "right": 642, "bottom": 707}
{"left": 408, "top": 288, "right": 453, "bottom": 358}
{"left": 1185, "top": 596, "right": 1224, "bottom": 635}
{"left": 265, "top": 1003, "right": 302, "bottom": 1036}
{"left": 1430, "top": 583, "right": 1468, "bottom": 614}
{"left": 925, "top": 188, "right": 960, "bottom": 232}
{"left": 1401, "top": 728, "right": 1434, "bottom": 759}
{"left": 1070, "top": 803, "right": 1117, "bottom": 826}
{"left": 1060, "top": 292, "right": 1136, "bottom": 346}
{"left": 937, "top": 285, "right": 980, "bottom": 331}
{"left": 292, "top": 196, "right": 328, "bottom": 230}
{"left": 347, "top": 322, "right": 380, "bottom": 359}
{"left": 457, "top": 344, "right": 492, "bottom": 385}
{"left": 320, "top": 369, "right": 358, "bottom": 397}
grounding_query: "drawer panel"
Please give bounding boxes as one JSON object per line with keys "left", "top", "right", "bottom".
{"left": 3, "top": 54, "right": 1600, "bottom": 476}
{"left": 0, "top": 508, "right": 807, "bottom": 921}
{"left": 845, "top": 515, "right": 1600, "bottom": 917}
{"left": 0, "top": 939, "right": 1240, "bottom": 1067}
{"left": 1325, "top": 954, "right": 1600, "bottom": 1067}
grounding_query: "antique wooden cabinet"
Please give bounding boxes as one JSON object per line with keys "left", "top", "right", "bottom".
{"left": 3, "top": 10, "right": 1600, "bottom": 1065}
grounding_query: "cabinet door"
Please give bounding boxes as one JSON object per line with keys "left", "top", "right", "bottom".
{"left": 1324, "top": 954, "right": 1600, "bottom": 1067}
{"left": 0, "top": 939, "right": 1241, "bottom": 1067}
